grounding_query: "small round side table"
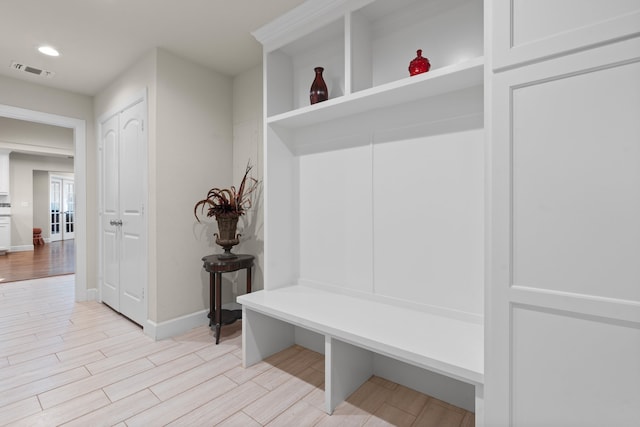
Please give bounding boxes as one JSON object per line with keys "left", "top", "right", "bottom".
{"left": 201, "top": 254, "right": 254, "bottom": 344}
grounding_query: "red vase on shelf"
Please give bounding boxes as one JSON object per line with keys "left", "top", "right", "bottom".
{"left": 409, "top": 49, "right": 431, "bottom": 76}
{"left": 310, "top": 67, "right": 328, "bottom": 105}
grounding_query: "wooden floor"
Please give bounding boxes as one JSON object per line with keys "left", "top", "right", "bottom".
{"left": 0, "top": 241, "right": 75, "bottom": 283}
{"left": 0, "top": 275, "right": 475, "bottom": 426}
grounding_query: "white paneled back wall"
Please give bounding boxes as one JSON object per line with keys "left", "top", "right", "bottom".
{"left": 297, "top": 127, "right": 484, "bottom": 317}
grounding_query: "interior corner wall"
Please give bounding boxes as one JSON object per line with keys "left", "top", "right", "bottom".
{"left": 155, "top": 49, "right": 233, "bottom": 323}
{"left": 0, "top": 75, "right": 95, "bottom": 287}
{"left": 232, "top": 66, "right": 264, "bottom": 293}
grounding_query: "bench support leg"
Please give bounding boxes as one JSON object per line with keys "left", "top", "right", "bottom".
{"left": 242, "top": 308, "right": 295, "bottom": 368}
{"left": 475, "top": 384, "right": 484, "bottom": 427}
{"left": 325, "top": 336, "right": 373, "bottom": 414}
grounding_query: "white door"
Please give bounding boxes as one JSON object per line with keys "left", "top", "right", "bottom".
{"left": 100, "top": 97, "right": 147, "bottom": 327}
{"left": 50, "top": 177, "right": 62, "bottom": 242}
{"left": 50, "top": 176, "right": 74, "bottom": 241}
{"left": 486, "top": 2, "right": 640, "bottom": 425}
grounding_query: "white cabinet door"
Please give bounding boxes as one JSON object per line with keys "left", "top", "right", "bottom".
{"left": 100, "top": 97, "right": 147, "bottom": 327}
{"left": 491, "top": 0, "right": 640, "bottom": 70}
{"left": 486, "top": 35, "right": 640, "bottom": 427}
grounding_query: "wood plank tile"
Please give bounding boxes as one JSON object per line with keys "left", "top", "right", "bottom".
{"left": 125, "top": 375, "right": 238, "bottom": 427}
{"left": 244, "top": 367, "right": 324, "bottom": 425}
{"left": 84, "top": 339, "right": 178, "bottom": 374}
{"left": 0, "top": 397, "right": 42, "bottom": 425}
{"left": 102, "top": 353, "right": 204, "bottom": 402}
{"left": 413, "top": 399, "right": 465, "bottom": 427}
{"left": 0, "top": 351, "right": 103, "bottom": 391}
{"left": 364, "top": 403, "right": 416, "bottom": 427}
{"left": 165, "top": 380, "right": 268, "bottom": 426}
{"left": 38, "top": 358, "right": 154, "bottom": 409}
{"left": 386, "top": 384, "right": 429, "bottom": 416}
{"left": 149, "top": 352, "right": 240, "bottom": 401}
{"left": 0, "top": 366, "right": 90, "bottom": 408}
{"left": 266, "top": 400, "right": 329, "bottom": 427}
{"left": 219, "top": 411, "right": 263, "bottom": 427}
{"left": 60, "top": 389, "right": 160, "bottom": 427}
{"left": 9, "top": 389, "right": 110, "bottom": 427}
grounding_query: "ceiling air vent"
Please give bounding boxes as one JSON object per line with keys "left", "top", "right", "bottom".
{"left": 10, "top": 61, "right": 55, "bottom": 78}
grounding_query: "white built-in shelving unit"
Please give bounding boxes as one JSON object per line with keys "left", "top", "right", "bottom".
{"left": 242, "top": 0, "right": 486, "bottom": 418}
{"left": 257, "top": 0, "right": 485, "bottom": 320}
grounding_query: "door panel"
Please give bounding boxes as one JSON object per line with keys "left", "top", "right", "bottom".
{"left": 118, "top": 100, "right": 146, "bottom": 326}
{"left": 101, "top": 114, "right": 120, "bottom": 311}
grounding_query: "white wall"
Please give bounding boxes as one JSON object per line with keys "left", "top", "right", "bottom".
{"left": 9, "top": 153, "right": 73, "bottom": 248}
{"left": 0, "top": 117, "right": 73, "bottom": 156}
{"left": 155, "top": 48, "right": 233, "bottom": 323}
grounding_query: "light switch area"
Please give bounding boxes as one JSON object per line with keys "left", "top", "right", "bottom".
{"left": 21, "top": 201, "right": 29, "bottom": 207}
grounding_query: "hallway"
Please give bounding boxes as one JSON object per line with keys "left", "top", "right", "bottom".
{"left": 0, "top": 241, "right": 75, "bottom": 283}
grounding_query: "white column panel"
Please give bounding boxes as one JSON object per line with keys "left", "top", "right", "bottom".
{"left": 511, "top": 306, "right": 640, "bottom": 426}
{"left": 512, "top": 60, "right": 640, "bottom": 302}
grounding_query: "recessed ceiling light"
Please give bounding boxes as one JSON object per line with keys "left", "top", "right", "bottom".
{"left": 38, "top": 46, "right": 60, "bottom": 57}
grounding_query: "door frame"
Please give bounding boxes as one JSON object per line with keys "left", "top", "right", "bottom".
{"left": 0, "top": 104, "right": 87, "bottom": 301}
{"left": 97, "top": 89, "right": 149, "bottom": 328}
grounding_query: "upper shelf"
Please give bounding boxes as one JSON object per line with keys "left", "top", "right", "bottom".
{"left": 267, "top": 56, "right": 484, "bottom": 129}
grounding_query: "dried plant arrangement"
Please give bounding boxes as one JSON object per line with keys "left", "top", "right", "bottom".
{"left": 194, "top": 161, "right": 260, "bottom": 221}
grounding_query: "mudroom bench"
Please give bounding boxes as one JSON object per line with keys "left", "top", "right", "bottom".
{"left": 237, "top": 285, "right": 484, "bottom": 423}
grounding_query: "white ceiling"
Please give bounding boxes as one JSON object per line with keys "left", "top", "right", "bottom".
{"left": 0, "top": 0, "right": 306, "bottom": 96}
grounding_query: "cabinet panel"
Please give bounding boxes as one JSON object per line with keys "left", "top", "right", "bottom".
{"left": 492, "top": 0, "right": 640, "bottom": 69}
{"left": 511, "top": 306, "right": 640, "bottom": 426}
{"left": 512, "top": 60, "right": 640, "bottom": 302}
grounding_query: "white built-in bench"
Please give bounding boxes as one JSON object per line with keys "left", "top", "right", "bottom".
{"left": 237, "top": 285, "right": 484, "bottom": 422}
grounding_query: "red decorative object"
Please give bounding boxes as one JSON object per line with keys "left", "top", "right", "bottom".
{"left": 310, "top": 67, "right": 328, "bottom": 105}
{"left": 409, "top": 49, "right": 431, "bottom": 76}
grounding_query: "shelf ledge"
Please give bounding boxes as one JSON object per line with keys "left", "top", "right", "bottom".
{"left": 267, "top": 56, "right": 484, "bottom": 129}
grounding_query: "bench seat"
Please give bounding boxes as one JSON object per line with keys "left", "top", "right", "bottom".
{"left": 238, "top": 285, "right": 484, "bottom": 418}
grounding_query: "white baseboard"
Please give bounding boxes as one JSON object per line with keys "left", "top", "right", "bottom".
{"left": 144, "top": 309, "right": 210, "bottom": 340}
{"left": 11, "top": 244, "right": 34, "bottom": 252}
{"left": 85, "top": 288, "right": 98, "bottom": 301}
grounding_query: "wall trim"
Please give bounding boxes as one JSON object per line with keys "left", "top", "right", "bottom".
{"left": 11, "top": 244, "right": 34, "bottom": 252}
{"left": 144, "top": 309, "right": 209, "bottom": 341}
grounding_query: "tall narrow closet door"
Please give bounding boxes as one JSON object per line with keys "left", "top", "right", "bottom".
{"left": 487, "top": 23, "right": 640, "bottom": 427}
{"left": 118, "top": 99, "right": 147, "bottom": 326}
{"left": 100, "top": 113, "right": 120, "bottom": 311}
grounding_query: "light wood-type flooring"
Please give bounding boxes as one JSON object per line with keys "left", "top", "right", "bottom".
{"left": 0, "top": 275, "right": 475, "bottom": 426}
{"left": 0, "top": 241, "right": 75, "bottom": 283}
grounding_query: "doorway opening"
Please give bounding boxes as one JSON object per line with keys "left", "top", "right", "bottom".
{"left": 0, "top": 104, "right": 87, "bottom": 301}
